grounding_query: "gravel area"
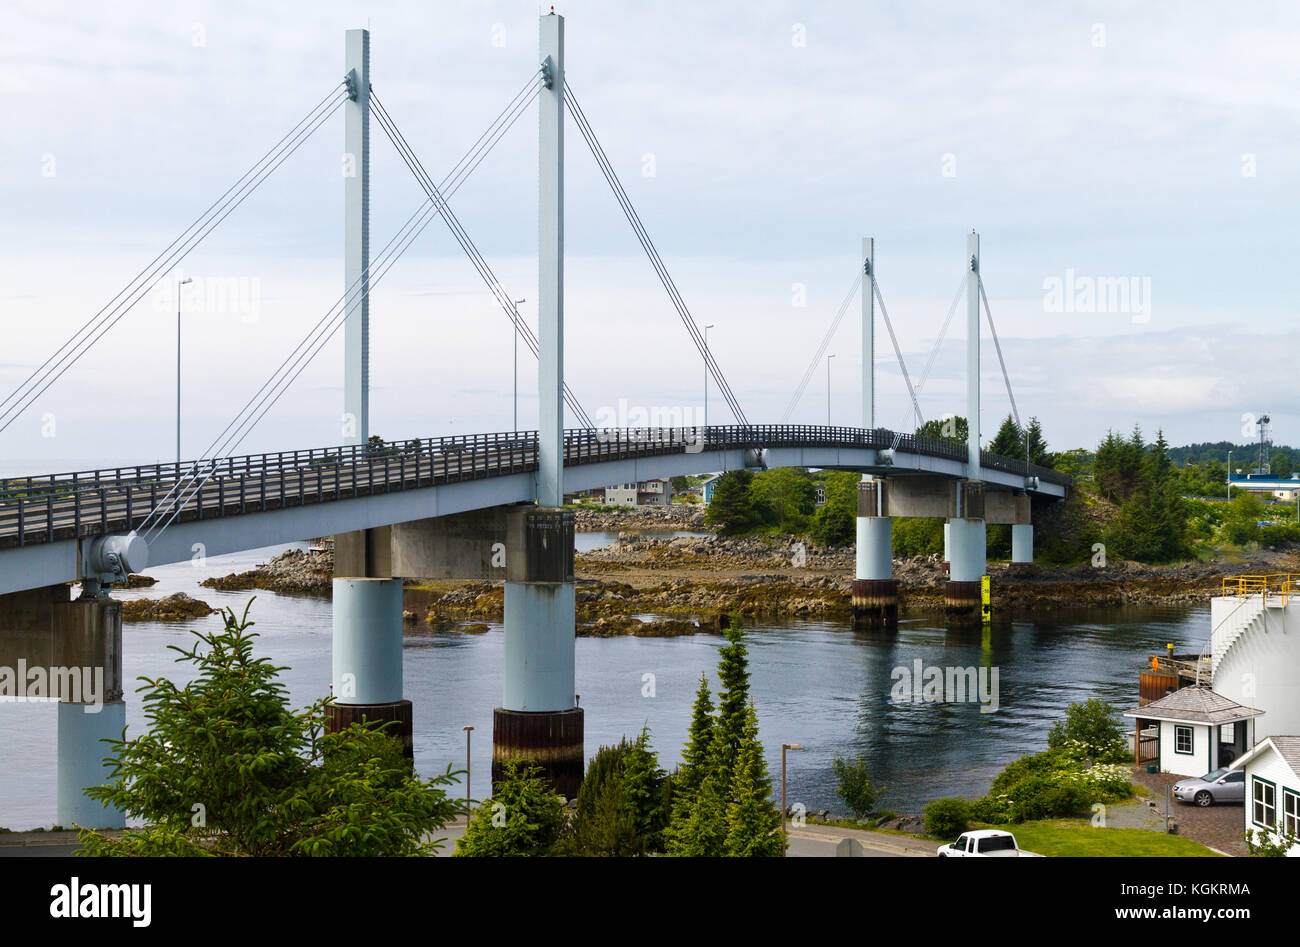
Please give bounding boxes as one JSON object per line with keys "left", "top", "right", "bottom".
{"left": 1133, "top": 769, "right": 1247, "bottom": 856}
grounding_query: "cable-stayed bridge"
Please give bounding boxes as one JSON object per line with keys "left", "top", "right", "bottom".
{"left": 0, "top": 15, "right": 1066, "bottom": 826}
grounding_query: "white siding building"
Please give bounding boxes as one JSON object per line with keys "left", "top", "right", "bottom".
{"left": 1230, "top": 736, "right": 1300, "bottom": 856}
{"left": 1124, "top": 686, "right": 1263, "bottom": 778}
{"left": 603, "top": 479, "right": 674, "bottom": 508}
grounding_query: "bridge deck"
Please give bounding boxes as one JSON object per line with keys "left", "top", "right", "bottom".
{"left": 0, "top": 426, "right": 1067, "bottom": 594}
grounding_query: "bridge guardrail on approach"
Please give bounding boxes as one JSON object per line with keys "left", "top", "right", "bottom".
{"left": 0, "top": 425, "right": 1069, "bottom": 550}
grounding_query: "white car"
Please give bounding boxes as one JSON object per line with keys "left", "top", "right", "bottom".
{"left": 937, "top": 829, "right": 1043, "bottom": 857}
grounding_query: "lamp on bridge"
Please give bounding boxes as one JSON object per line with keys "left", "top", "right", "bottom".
{"left": 826, "top": 354, "right": 836, "bottom": 426}
{"left": 781, "top": 742, "right": 805, "bottom": 840}
{"left": 704, "top": 324, "right": 714, "bottom": 430}
{"left": 512, "top": 299, "right": 525, "bottom": 436}
{"left": 176, "top": 276, "right": 193, "bottom": 465}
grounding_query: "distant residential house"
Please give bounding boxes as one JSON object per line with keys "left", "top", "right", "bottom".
{"left": 604, "top": 479, "right": 674, "bottom": 508}
{"left": 1230, "top": 736, "right": 1300, "bottom": 855}
{"left": 1123, "top": 685, "right": 1263, "bottom": 778}
{"left": 701, "top": 474, "right": 722, "bottom": 504}
{"left": 814, "top": 482, "right": 827, "bottom": 507}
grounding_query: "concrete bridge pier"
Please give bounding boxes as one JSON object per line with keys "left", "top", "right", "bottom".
{"left": 0, "top": 585, "right": 125, "bottom": 828}
{"left": 1011, "top": 523, "right": 1033, "bottom": 564}
{"left": 495, "top": 506, "right": 582, "bottom": 798}
{"left": 852, "top": 480, "right": 897, "bottom": 625}
{"left": 945, "top": 482, "right": 986, "bottom": 620}
{"left": 329, "top": 530, "right": 411, "bottom": 758}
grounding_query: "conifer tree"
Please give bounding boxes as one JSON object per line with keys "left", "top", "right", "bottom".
{"left": 724, "top": 703, "right": 784, "bottom": 857}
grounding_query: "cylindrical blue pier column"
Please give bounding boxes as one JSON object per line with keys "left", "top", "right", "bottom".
{"left": 58, "top": 700, "right": 125, "bottom": 829}
{"left": 496, "top": 506, "right": 583, "bottom": 799}
{"left": 329, "top": 577, "right": 411, "bottom": 757}
{"left": 1012, "top": 523, "right": 1033, "bottom": 564}
{"left": 852, "top": 480, "right": 897, "bottom": 625}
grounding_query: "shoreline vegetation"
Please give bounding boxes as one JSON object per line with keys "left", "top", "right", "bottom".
{"left": 109, "top": 504, "right": 1300, "bottom": 629}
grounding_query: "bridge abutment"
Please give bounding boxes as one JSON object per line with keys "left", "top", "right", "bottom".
{"left": 0, "top": 584, "right": 125, "bottom": 828}
{"left": 495, "top": 507, "right": 582, "bottom": 799}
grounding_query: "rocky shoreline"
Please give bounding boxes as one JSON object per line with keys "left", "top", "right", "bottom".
{"left": 181, "top": 517, "right": 1299, "bottom": 630}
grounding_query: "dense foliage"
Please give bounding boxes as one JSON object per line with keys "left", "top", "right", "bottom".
{"left": 454, "top": 760, "right": 565, "bottom": 857}
{"left": 79, "top": 603, "right": 461, "bottom": 857}
{"left": 562, "top": 728, "right": 670, "bottom": 856}
{"left": 665, "top": 626, "right": 784, "bottom": 856}
{"left": 921, "top": 699, "right": 1133, "bottom": 830}
{"left": 831, "top": 754, "right": 884, "bottom": 819}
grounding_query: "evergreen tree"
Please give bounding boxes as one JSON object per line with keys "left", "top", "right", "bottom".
{"left": 704, "top": 470, "right": 759, "bottom": 536}
{"left": 622, "top": 726, "right": 669, "bottom": 852}
{"left": 916, "top": 415, "right": 968, "bottom": 445}
{"left": 78, "top": 603, "right": 461, "bottom": 857}
{"left": 988, "top": 414, "right": 1024, "bottom": 459}
{"left": 711, "top": 625, "right": 754, "bottom": 788}
{"left": 665, "top": 675, "right": 716, "bottom": 855}
{"left": 1024, "top": 417, "right": 1052, "bottom": 467}
{"left": 568, "top": 741, "right": 638, "bottom": 856}
{"left": 724, "top": 703, "right": 784, "bottom": 856}
{"left": 454, "top": 760, "right": 564, "bottom": 857}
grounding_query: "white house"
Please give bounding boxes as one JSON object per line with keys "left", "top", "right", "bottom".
{"left": 1123, "top": 685, "right": 1263, "bottom": 778}
{"left": 1229, "top": 736, "right": 1300, "bottom": 855}
{"left": 603, "top": 479, "right": 674, "bottom": 508}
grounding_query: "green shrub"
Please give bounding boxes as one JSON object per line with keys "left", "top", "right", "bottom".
{"left": 830, "top": 755, "right": 884, "bottom": 820}
{"left": 1047, "top": 698, "right": 1126, "bottom": 760}
{"left": 453, "top": 760, "right": 564, "bottom": 857}
{"left": 924, "top": 797, "right": 972, "bottom": 838}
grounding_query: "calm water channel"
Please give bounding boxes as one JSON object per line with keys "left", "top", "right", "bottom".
{"left": 0, "top": 538, "right": 1207, "bottom": 830}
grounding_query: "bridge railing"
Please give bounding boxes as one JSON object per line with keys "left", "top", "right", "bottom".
{"left": 0, "top": 424, "right": 1069, "bottom": 549}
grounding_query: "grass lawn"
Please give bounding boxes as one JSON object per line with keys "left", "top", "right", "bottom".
{"left": 986, "top": 819, "right": 1221, "bottom": 857}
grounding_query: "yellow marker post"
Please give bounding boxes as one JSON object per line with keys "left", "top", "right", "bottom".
{"left": 980, "top": 575, "right": 992, "bottom": 624}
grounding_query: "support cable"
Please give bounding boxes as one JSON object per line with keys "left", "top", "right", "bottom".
{"left": 140, "top": 74, "right": 544, "bottom": 538}
{"left": 0, "top": 83, "right": 350, "bottom": 435}
{"left": 780, "top": 273, "right": 861, "bottom": 422}
{"left": 564, "top": 78, "right": 750, "bottom": 427}
{"left": 370, "top": 91, "right": 594, "bottom": 429}
{"left": 886, "top": 272, "right": 966, "bottom": 452}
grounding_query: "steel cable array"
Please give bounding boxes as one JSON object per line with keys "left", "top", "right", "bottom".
{"left": 369, "top": 91, "right": 594, "bottom": 429}
{"left": 140, "top": 71, "right": 545, "bottom": 539}
{"left": 0, "top": 82, "right": 350, "bottom": 435}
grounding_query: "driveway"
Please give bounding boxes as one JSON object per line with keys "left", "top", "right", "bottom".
{"left": 1132, "top": 769, "right": 1247, "bottom": 856}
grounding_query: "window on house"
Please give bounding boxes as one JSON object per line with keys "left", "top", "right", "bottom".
{"left": 1174, "top": 725, "right": 1193, "bottom": 754}
{"left": 1253, "top": 778, "right": 1276, "bottom": 828}
{"left": 1285, "top": 790, "right": 1300, "bottom": 837}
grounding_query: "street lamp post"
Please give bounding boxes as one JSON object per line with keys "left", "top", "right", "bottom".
{"left": 512, "top": 300, "right": 525, "bottom": 437}
{"left": 781, "top": 743, "right": 805, "bottom": 842}
{"left": 704, "top": 324, "right": 714, "bottom": 432}
{"left": 826, "top": 354, "right": 836, "bottom": 426}
{"left": 176, "top": 277, "right": 193, "bottom": 466}
{"left": 1228, "top": 450, "right": 1233, "bottom": 498}
{"left": 463, "top": 725, "right": 474, "bottom": 812}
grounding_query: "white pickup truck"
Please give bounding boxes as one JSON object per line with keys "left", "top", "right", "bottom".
{"left": 936, "top": 829, "right": 1043, "bottom": 857}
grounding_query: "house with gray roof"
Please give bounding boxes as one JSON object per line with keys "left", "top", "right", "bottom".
{"left": 1124, "top": 685, "right": 1263, "bottom": 777}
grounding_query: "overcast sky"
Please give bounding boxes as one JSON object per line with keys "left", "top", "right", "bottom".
{"left": 1, "top": 1, "right": 1297, "bottom": 473}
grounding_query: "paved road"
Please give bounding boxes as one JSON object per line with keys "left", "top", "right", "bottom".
{"left": 0, "top": 820, "right": 928, "bottom": 858}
